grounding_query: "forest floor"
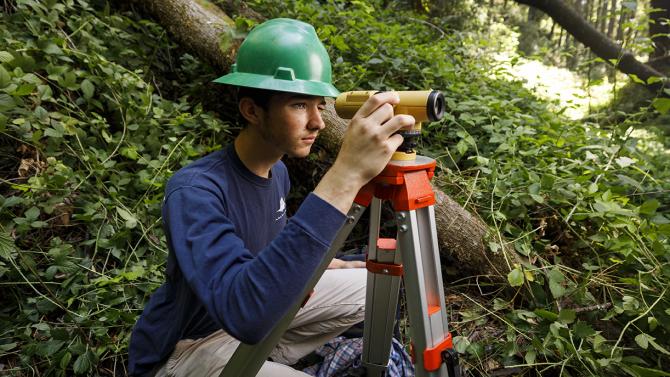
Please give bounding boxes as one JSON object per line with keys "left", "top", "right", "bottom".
{"left": 492, "top": 53, "right": 615, "bottom": 120}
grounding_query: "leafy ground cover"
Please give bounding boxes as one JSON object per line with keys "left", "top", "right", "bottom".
{"left": 1, "top": 0, "right": 669, "bottom": 376}
{"left": 0, "top": 0, "right": 231, "bottom": 374}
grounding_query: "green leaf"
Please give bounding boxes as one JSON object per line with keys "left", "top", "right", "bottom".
{"left": 647, "top": 76, "right": 664, "bottom": 85}
{"left": 626, "top": 365, "right": 670, "bottom": 376}
{"left": 116, "top": 207, "right": 137, "bottom": 229}
{"left": 25, "top": 206, "right": 40, "bottom": 221}
{"left": 635, "top": 333, "right": 650, "bottom": 349}
{"left": 0, "top": 231, "right": 16, "bottom": 260}
{"left": 507, "top": 267, "right": 524, "bottom": 287}
{"left": 0, "top": 342, "right": 17, "bottom": 351}
{"left": 534, "top": 309, "right": 558, "bottom": 321}
{"left": 0, "top": 93, "right": 15, "bottom": 111}
{"left": 31, "top": 221, "right": 48, "bottom": 228}
{"left": 73, "top": 350, "right": 93, "bottom": 375}
{"left": 548, "top": 268, "right": 566, "bottom": 298}
{"left": 13, "top": 83, "right": 35, "bottom": 96}
{"left": 652, "top": 97, "right": 670, "bottom": 114}
{"left": 648, "top": 316, "right": 658, "bottom": 331}
{"left": 615, "top": 156, "right": 635, "bottom": 168}
{"left": 456, "top": 140, "right": 468, "bottom": 154}
{"left": 43, "top": 43, "right": 63, "bottom": 55}
{"left": 2, "top": 196, "right": 23, "bottom": 208}
{"left": 60, "top": 351, "right": 72, "bottom": 370}
{"left": 549, "top": 278, "right": 565, "bottom": 298}
{"left": 558, "top": 309, "right": 576, "bottom": 324}
{"left": 39, "top": 340, "right": 65, "bottom": 356}
{"left": 81, "top": 79, "right": 94, "bottom": 99}
{"left": 453, "top": 335, "right": 469, "bottom": 353}
{"left": 648, "top": 337, "right": 670, "bottom": 355}
{"left": 630, "top": 74, "right": 645, "bottom": 84}
{"left": 639, "top": 199, "right": 660, "bottom": 215}
{"left": 44, "top": 127, "right": 64, "bottom": 138}
{"left": 540, "top": 174, "right": 554, "bottom": 189}
{"left": 524, "top": 349, "right": 536, "bottom": 364}
{"left": 514, "top": 241, "right": 531, "bottom": 256}
{"left": 0, "top": 51, "right": 14, "bottom": 63}
{"left": 0, "top": 65, "right": 10, "bottom": 88}
{"left": 572, "top": 321, "right": 595, "bottom": 338}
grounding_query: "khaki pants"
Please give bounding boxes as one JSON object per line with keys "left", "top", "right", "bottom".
{"left": 154, "top": 268, "right": 367, "bottom": 376}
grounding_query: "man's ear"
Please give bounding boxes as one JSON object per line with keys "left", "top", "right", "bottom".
{"left": 239, "top": 97, "right": 263, "bottom": 125}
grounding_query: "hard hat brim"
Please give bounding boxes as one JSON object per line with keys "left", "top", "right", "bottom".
{"left": 213, "top": 72, "right": 340, "bottom": 98}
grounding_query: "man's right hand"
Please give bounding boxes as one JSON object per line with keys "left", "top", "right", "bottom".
{"left": 314, "top": 92, "right": 416, "bottom": 214}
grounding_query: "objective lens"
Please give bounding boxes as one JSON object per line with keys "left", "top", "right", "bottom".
{"left": 427, "top": 90, "right": 445, "bottom": 122}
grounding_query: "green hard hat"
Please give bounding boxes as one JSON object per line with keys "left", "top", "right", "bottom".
{"left": 213, "top": 18, "right": 340, "bottom": 97}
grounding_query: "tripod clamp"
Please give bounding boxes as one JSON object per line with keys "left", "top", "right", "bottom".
{"left": 442, "top": 348, "right": 461, "bottom": 377}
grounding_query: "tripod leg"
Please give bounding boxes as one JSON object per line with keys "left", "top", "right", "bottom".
{"left": 397, "top": 205, "right": 453, "bottom": 377}
{"left": 362, "top": 198, "right": 403, "bottom": 377}
{"left": 219, "top": 203, "right": 367, "bottom": 377}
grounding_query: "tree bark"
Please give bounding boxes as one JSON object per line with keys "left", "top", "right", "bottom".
{"left": 597, "top": 0, "right": 609, "bottom": 34}
{"left": 129, "top": 0, "right": 243, "bottom": 72}
{"left": 515, "top": 0, "right": 667, "bottom": 91}
{"left": 607, "top": 0, "right": 618, "bottom": 38}
{"left": 615, "top": 2, "right": 631, "bottom": 43}
{"left": 132, "top": 0, "right": 518, "bottom": 278}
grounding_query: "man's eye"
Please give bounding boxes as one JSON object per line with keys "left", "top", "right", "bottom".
{"left": 292, "top": 103, "right": 307, "bottom": 109}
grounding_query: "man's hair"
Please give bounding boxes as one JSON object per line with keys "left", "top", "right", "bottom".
{"left": 237, "top": 87, "right": 281, "bottom": 110}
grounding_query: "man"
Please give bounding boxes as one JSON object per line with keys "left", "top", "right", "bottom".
{"left": 128, "top": 18, "right": 414, "bottom": 376}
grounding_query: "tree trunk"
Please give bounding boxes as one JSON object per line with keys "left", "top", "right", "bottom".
{"left": 585, "top": 0, "right": 593, "bottom": 23}
{"left": 519, "top": 7, "right": 544, "bottom": 56}
{"left": 129, "top": 0, "right": 243, "bottom": 72}
{"left": 650, "top": 0, "right": 670, "bottom": 59}
{"left": 615, "top": 2, "right": 631, "bottom": 43}
{"left": 607, "top": 0, "right": 618, "bottom": 38}
{"left": 566, "top": 0, "right": 583, "bottom": 69}
{"left": 515, "top": 0, "right": 667, "bottom": 91}
{"left": 132, "top": 0, "right": 518, "bottom": 278}
{"left": 598, "top": 0, "right": 609, "bottom": 34}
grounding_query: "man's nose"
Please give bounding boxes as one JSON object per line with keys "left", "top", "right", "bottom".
{"left": 308, "top": 107, "right": 326, "bottom": 130}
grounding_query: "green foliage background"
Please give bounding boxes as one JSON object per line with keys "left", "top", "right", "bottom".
{"left": 0, "top": 0, "right": 669, "bottom": 375}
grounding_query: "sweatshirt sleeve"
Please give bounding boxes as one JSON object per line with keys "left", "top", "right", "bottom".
{"left": 163, "top": 186, "right": 345, "bottom": 344}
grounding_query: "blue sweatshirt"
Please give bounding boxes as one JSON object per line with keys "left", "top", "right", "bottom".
{"left": 128, "top": 145, "right": 346, "bottom": 376}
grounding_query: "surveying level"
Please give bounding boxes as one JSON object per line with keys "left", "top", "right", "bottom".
{"left": 221, "top": 90, "right": 459, "bottom": 377}
{"left": 335, "top": 90, "right": 445, "bottom": 161}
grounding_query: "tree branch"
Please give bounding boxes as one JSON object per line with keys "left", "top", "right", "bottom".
{"left": 516, "top": 0, "right": 667, "bottom": 92}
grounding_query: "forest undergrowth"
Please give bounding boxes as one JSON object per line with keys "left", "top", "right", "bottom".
{"left": 0, "top": 0, "right": 669, "bottom": 376}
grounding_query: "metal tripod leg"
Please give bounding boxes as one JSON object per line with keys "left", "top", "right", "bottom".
{"left": 398, "top": 205, "right": 453, "bottom": 377}
{"left": 362, "top": 201, "right": 456, "bottom": 377}
{"left": 219, "top": 203, "right": 367, "bottom": 377}
{"left": 361, "top": 198, "right": 403, "bottom": 376}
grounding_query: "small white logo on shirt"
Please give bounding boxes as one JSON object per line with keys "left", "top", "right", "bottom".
{"left": 275, "top": 197, "right": 286, "bottom": 221}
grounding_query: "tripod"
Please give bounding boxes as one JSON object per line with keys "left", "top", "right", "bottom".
{"left": 221, "top": 155, "right": 459, "bottom": 377}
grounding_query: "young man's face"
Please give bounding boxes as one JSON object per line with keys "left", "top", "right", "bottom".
{"left": 257, "top": 93, "right": 327, "bottom": 158}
